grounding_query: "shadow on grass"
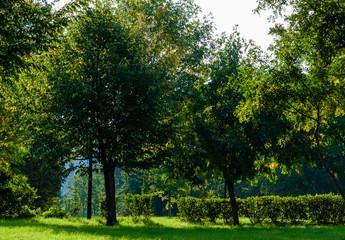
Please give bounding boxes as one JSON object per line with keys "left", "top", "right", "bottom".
{"left": 1, "top": 218, "right": 344, "bottom": 240}
{"left": 0, "top": 218, "right": 243, "bottom": 240}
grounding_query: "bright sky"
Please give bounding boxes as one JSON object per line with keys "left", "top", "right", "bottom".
{"left": 55, "top": 0, "right": 275, "bottom": 50}
{"left": 194, "top": 0, "right": 274, "bottom": 50}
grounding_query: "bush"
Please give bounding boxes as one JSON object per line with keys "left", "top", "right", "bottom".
{"left": 42, "top": 206, "right": 68, "bottom": 218}
{"left": 0, "top": 172, "right": 37, "bottom": 219}
{"left": 220, "top": 199, "right": 233, "bottom": 224}
{"left": 99, "top": 195, "right": 119, "bottom": 218}
{"left": 203, "top": 198, "right": 222, "bottom": 223}
{"left": 280, "top": 196, "right": 308, "bottom": 223}
{"left": 62, "top": 198, "right": 82, "bottom": 217}
{"left": 124, "top": 194, "right": 152, "bottom": 221}
{"left": 176, "top": 197, "right": 204, "bottom": 222}
{"left": 307, "top": 194, "right": 345, "bottom": 224}
{"left": 240, "top": 196, "right": 269, "bottom": 224}
{"left": 177, "top": 194, "right": 345, "bottom": 225}
{"left": 17, "top": 205, "right": 37, "bottom": 218}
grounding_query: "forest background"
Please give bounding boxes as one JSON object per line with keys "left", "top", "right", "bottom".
{"left": 1, "top": 0, "right": 344, "bottom": 226}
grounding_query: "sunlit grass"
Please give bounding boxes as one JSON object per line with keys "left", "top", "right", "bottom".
{"left": 0, "top": 217, "right": 344, "bottom": 240}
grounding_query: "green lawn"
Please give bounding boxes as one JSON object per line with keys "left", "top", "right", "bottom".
{"left": 0, "top": 217, "right": 344, "bottom": 240}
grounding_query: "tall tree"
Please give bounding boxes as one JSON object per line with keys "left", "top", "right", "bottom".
{"left": 187, "top": 33, "right": 269, "bottom": 225}
{"left": 0, "top": 0, "right": 79, "bottom": 198}
{"left": 48, "top": 0, "right": 211, "bottom": 226}
{"left": 248, "top": 0, "right": 345, "bottom": 200}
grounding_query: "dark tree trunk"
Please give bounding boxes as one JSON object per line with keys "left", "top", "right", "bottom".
{"left": 103, "top": 165, "right": 117, "bottom": 226}
{"left": 314, "top": 115, "right": 345, "bottom": 201}
{"left": 87, "top": 156, "right": 93, "bottom": 220}
{"left": 168, "top": 189, "right": 172, "bottom": 217}
{"left": 224, "top": 179, "right": 227, "bottom": 199}
{"left": 224, "top": 175, "right": 239, "bottom": 225}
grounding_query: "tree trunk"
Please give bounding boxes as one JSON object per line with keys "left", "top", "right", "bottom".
{"left": 87, "top": 156, "right": 93, "bottom": 220}
{"left": 224, "top": 175, "right": 239, "bottom": 225}
{"left": 224, "top": 179, "right": 227, "bottom": 199}
{"left": 314, "top": 120, "right": 345, "bottom": 201}
{"left": 168, "top": 189, "right": 172, "bottom": 217}
{"left": 103, "top": 165, "right": 117, "bottom": 226}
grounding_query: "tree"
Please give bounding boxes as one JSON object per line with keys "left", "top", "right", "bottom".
{"left": 0, "top": 0, "right": 81, "bottom": 211}
{"left": 47, "top": 0, "right": 211, "bottom": 225}
{"left": 7, "top": 64, "right": 76, "bottom": 210}
{"left": 249, "top": 0, "right": 345, "bottom": 200}
{"left": 185, "top": 33, "right": 269, "bottom": 225}
{"left": 68, "top": 171, "right": 105, "bottom": 216}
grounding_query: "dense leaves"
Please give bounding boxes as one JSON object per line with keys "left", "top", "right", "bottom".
{"left": 241, "top": 0, "right": 345, "bottom": 199}
{"left": 0, "top": 0, "right": 76, "bottom": 82}
{"left": 177, "top": 194, "right": 345, "bottom": 225}
{"left": 0, "top": 171, "right": 37, "bottom": 218}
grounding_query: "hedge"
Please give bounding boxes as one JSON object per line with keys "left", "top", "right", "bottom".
{"left": 176, "top": 194, "right": 345, "bottom": 225}
{"left": 124, "top": 194, "right": 153, "bottom": 221}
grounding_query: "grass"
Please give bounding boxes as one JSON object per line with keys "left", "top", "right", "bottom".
{"left": 0, "top": 217, "right": 345, "bottom": 240}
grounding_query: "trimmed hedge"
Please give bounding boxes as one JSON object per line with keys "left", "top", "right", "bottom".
{"left": 176, "top": 194, "right": 345, "bottom": 225}
{"left": 176, "top": 197, "right": 236, "bottom": 224}
{"left": 124, "top": 194, "right": 153, "bottom": 221}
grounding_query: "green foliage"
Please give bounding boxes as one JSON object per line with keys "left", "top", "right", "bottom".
{"left": 176, "top": 197, "right": 237, "bottom": 224}
{"left": 176, "top": 197, "right": 204, "bottom": 222}
{"left": 0, "top": 171, "right": 37, "bottom": 219}
{"left": 306, "top": 194, "right": 345, "bottom": 225}
{"left": 99, "top": 196, "right": 107, "bottom": 218}
{"left": 177, "top": 194, "right": 345, "bottom": 225}
{"left": 203, "top": 198, "right": 222, "bottom": 223}
{"left": 0, "top": 0, "right": 75, "bottom": 83}
{"left": 99, "top": 195, "right": 118, "bottom": 219}
{"left": 240, "top": 196, "right": 276, "bottom": 224}
{"left": 244, "top": 0, "right": 345, "bottom": 198}
{"left": 67, "top": 171, "right": 105, "bottom": 216}
{"left": 242, "top": 194, "right": 345, "bottom": 224}
{"left": 62, "top": 198, "right": 82, "bottom": 217}
{"left": 42, "top": 206, "right": 68, "bottom": 218}
{"left": 124, "top": 194, "right": 153, "bottom": 221}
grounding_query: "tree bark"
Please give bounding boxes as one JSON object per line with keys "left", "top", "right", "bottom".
{"left": 168, "top": 189, "right": 172, "bottom": 217}
{"left": 87, "top": 156, "right": 93, "bottom": 220}
{"left": 224, "top": 179, "right": 227, "bottom": 199}
{"left": 314, "top": 120, "right": 345, "bottom": 201}
{"left": 103, "top": 165, "right": 117, "bottom": 226}
{"left": 224, "top": 175, "right": 239, "bottom": 225}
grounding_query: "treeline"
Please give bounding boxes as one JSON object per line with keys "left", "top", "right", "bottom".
{"left": 0, "top": 0, "right": 345, "bottom": 226}
{"left": 65, "top": 165, "right": 345, "bottom": 218}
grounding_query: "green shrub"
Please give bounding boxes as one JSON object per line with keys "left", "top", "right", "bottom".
{"left": 62, "top": 198, "right": 82, "bottom": 217}
{"left": 203, "top": 198, "right": 222, "bottom": 223}
{"left": 17, "top": 205, "right": 37, "bottom": 218}
{"left": 177, "top": 194, "right": 345, "bottom": 225}
{"left": 279, "top": 196, "right": 307, "bottom": 223}
{"left": 176, "top": 197, "right": 204, "bottom": 222}
{"left": 220, "top": 199, "right": 232, "bottom": 224}
{"left": 306, "top": 194, "right": 345, "bottom": 224}
{"left": 99, "top": 196, "right": 107, "bottom": 218}
{"left": 42, "top": 206, "right": 68, "bottom": 218}
{"left": 256, "top": 196, "right": 282, "bottom": 223}
{"left": 125, "top": 194, "right": 152, "bottom": 221}
{"left": 240, "top": 196, "right": 267, "bottom": 224}
{"left": 99, "top": 195, "right": 118, "bottom": 218}
{"left": 0, "top": 172, "right": 37, "bottom": 219}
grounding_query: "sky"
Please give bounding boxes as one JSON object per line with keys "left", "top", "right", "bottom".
{"left": 55, "top": 0, "right": 275, "bottom": 50}
{"left": 194, "top": 0, "right": 274, "bottom": 50}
